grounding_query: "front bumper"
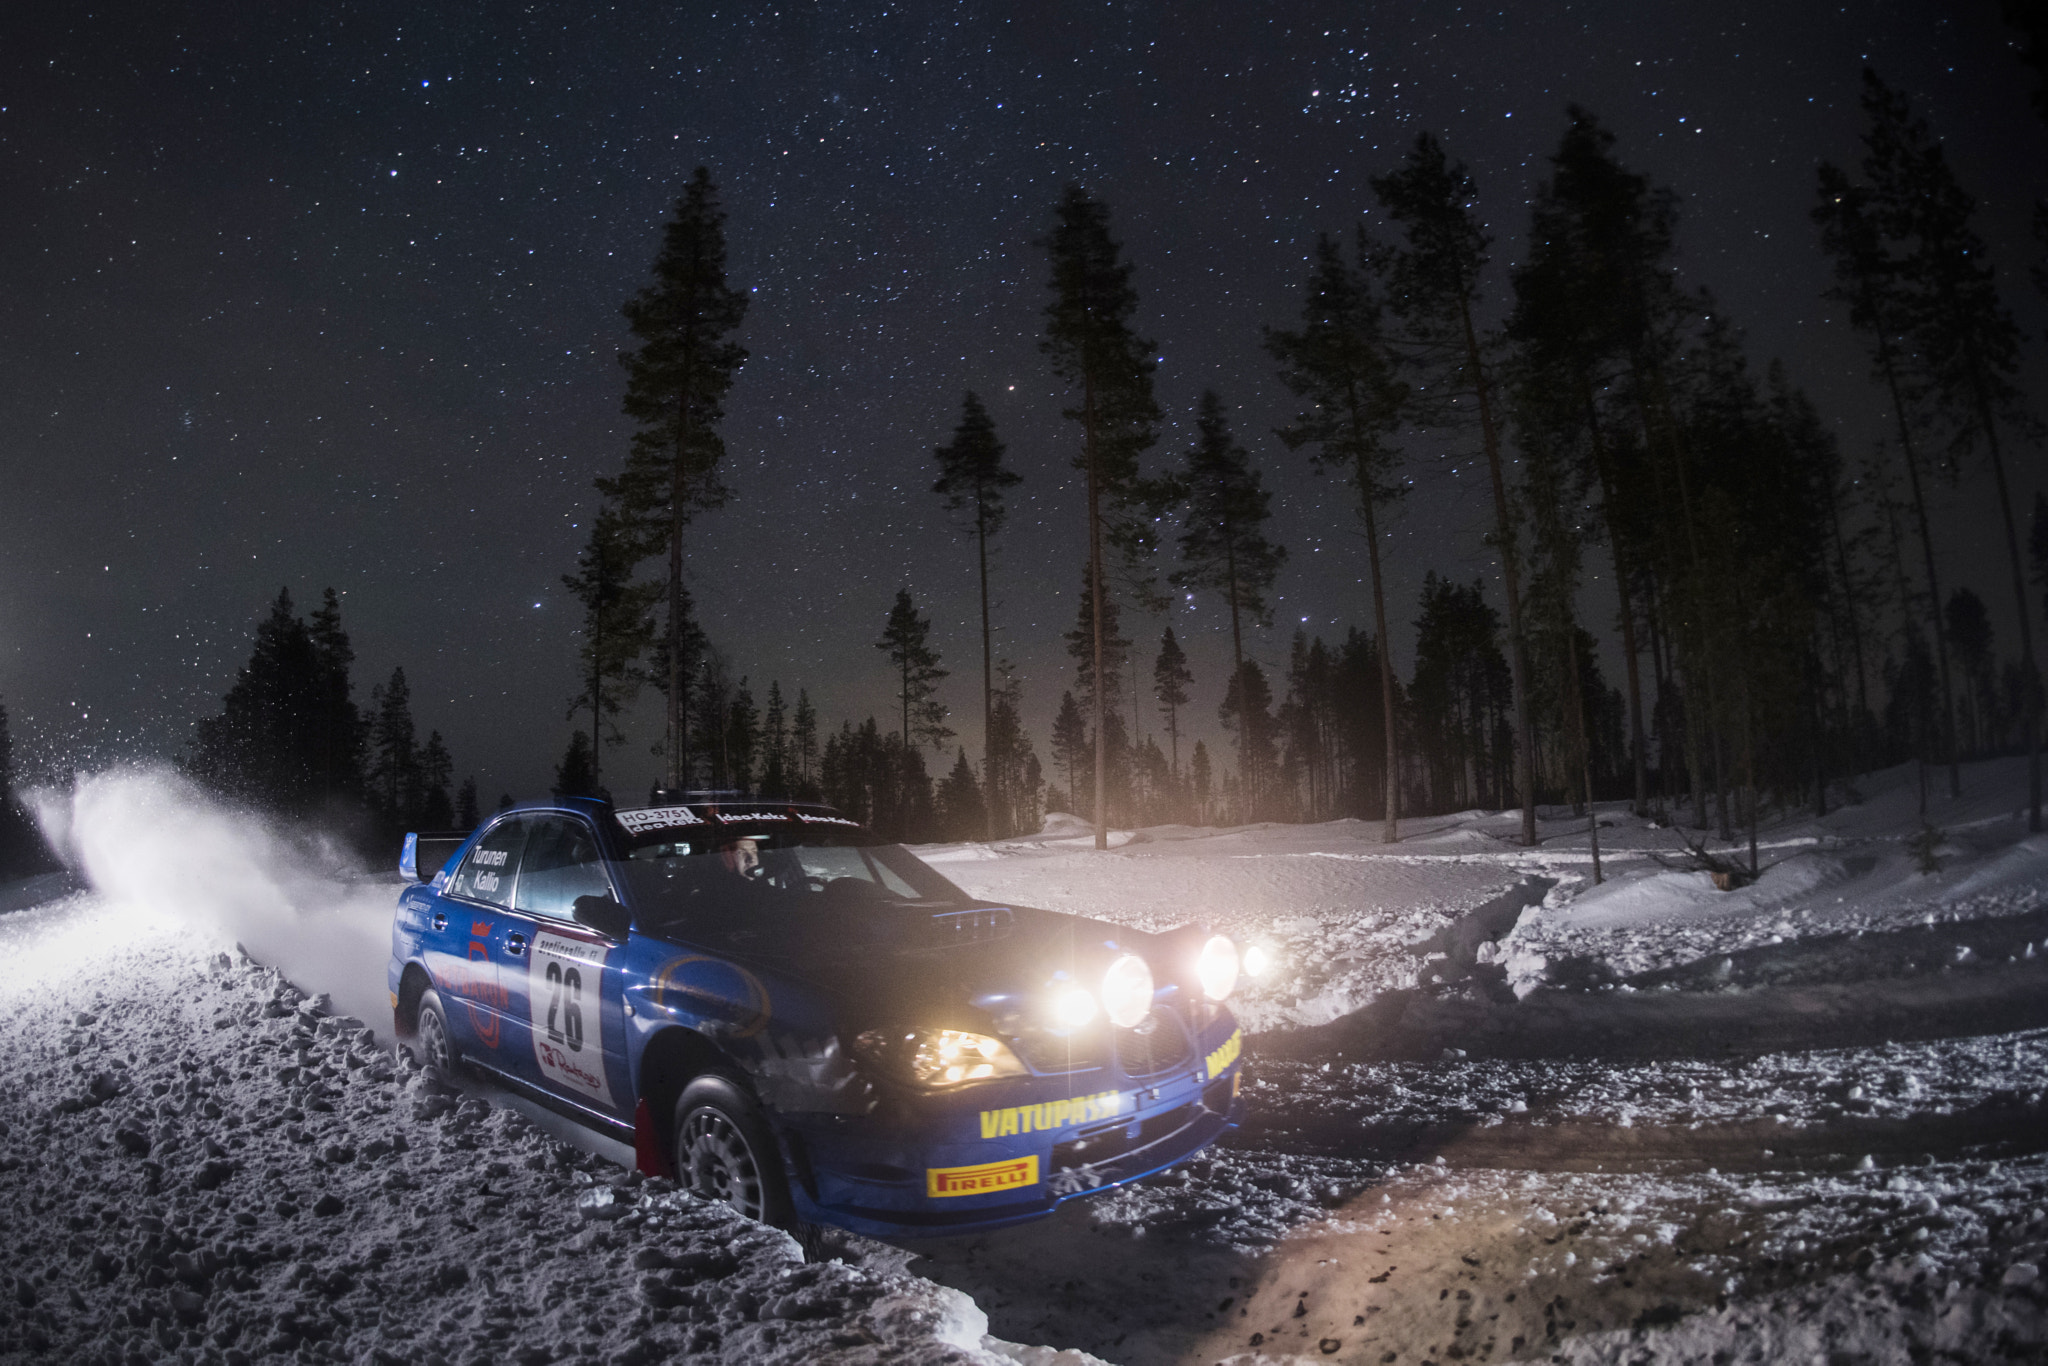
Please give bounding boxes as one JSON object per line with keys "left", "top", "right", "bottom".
{"left": 787, "top": 1019, "right": 1244, "bottom": 1239}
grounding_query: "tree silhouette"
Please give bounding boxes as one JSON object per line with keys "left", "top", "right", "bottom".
{"left": 1041, "top": 185, "right": 1163, "bottom": 849}
{"left": 1854, "top": 69, "right": 2042, "bottom": 830}
{"left": 1373, "top": 131, "right": 1538, "bottom": 844}
{"left": 607, "top": 167, "right": 749, "bottom": 794}
{"left": 932, "top": 390, "right": 1022, "bottom": 839}
{"left": 563, "top": 506, "right": 658, "bottom": 795}
{"left": 1153, "top": 627, "right": 1193, "bottom": 777}
{"left": 876, "top": 590, "right": 953, "bottom": 765}
{"left": 1266, "top": 231, "right": 1409, "bottom": 843}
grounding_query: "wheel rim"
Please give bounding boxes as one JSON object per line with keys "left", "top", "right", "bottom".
{"left": 678, "top": 1108, "right": 767, "bottom": 1221}
{"left": 418, "top": 1007, "right": 451, "bottom": 1071}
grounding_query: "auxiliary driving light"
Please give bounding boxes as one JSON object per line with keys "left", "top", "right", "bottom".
{"left": 1242, "top": 943, "right": 1274, "bottom": 979}
{"left": 1050, "top": 985, "right": 1098, "bottom": 1029}
{"left": 1100, "top": 953, "right": 1154, "bottom": 1029}
{"left": 1196, "top": 934, "right": 1240, "bottom": 1001}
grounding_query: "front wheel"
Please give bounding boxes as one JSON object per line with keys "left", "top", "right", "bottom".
{"left": 412, "top": 991, "right": 456, "bottom": 1073}
{"left": 671, "top": 1075, "right": 794, "bottom": 1228}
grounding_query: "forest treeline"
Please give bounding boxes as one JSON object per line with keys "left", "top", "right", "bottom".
{"left": 154, "top": 69, "right": 2048, "bottom": 858}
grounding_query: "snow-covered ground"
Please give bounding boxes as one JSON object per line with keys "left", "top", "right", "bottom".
{"left": 2, "top": 756, "right": 2045, "bottom": 1365}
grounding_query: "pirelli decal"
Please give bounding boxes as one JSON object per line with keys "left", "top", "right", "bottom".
{"left": 1204, "top": 1028, "right": 1244, "bottom": 1080}
{"left": 928, "top": 1155, "right": 1039, "bottom": 1199}
{"left": 978, "top": 1090, "right": 1123, "bottom": 1139}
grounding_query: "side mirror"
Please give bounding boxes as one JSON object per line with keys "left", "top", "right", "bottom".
{"left": 572, "top": 894, "right": 632, "bottom": 942}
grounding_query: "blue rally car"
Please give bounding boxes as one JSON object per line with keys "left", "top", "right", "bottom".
{"left": 388, "top": 796, "right": 1246, "bottom": 1238}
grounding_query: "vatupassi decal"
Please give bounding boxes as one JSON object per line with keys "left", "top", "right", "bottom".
{"left": 979, "top": 1089, "right": 1124, "bottom": 1138}
{"left": 1204, "top": 1027, "right": 1243, "bottom": 1080}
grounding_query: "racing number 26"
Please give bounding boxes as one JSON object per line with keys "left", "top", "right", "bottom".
{"left": 543, "top": 961, "right": 584, "bottom": 1052}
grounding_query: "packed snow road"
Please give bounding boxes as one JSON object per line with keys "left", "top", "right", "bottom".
{"left": 3, "top": 759, "right": 2046, "bottom": 1365}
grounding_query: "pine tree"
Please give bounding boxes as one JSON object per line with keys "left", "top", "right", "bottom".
{"left": 1266, "top": 231, "right": 1409, "bottom": 843}
{"left": 1855, "top": 69, "right": 2042, "bottom": 829}
{"left": 760, "top": 681, "right": 790, "bottom": 798}
{"left": 1219, "top": 661, "right": 1280, "bottom": 822}
{"left": 306, "top": 588, "right": 364, "bottom": 809}
{"left": 877, "top": 590, "right": 953, "bottom": 762}
{"left": 1171, "top": 390, "right": 1286, "bottom": 674}
{"left": 983, "top": 670, "right": 1040, "bottom": 838}
{"left": 936, "top": 748, "right": 988, "bottom": 842}
{"left": 563, "top": 505, "right": 659, "bottom": 794}
{"left": 1041, "top": 185, "right": 1164, "bottom": 849}
{"left": 417, "top": 731, "right": 454, "bottom": 825}
{"left": 1153, "top": 627, "right": 1193, "bottom": 776}
{"left": 1815, "top": 124, "right": 1961, "bottom": 797}
{"left": 1946, "top": 589, "right": 1995, "bottom": 756}
{"left": 607, "top": 167, "right": 749, "bottom": 793}
{"left": 368, "top": 667, "right": 418, "bottom": 818}
{"left": 188, "top": 588, "right": 330, "bottom": 815}
{"left": 1373, "top": 131, "right": 1539, "bottom": 843}
{"left": 456, "top": 776, "right": 480, "bottom": 828}
{"left": 1051, "top": 691, "right": 1089, "bottom": 813}
{"left": 1508, "top": 111, "right": 1672, "bottom": 821}
{"left": 556, "top": 732, "right": 598, "bottom": 798}
{"left": 792, "top": 689, "right": 820, "bottom": 797}
{"left": 932, "top": 390, "right": 1023, "bottom": 837}
{"left": 1189, "top": 740, "right": 1213, "bottom": 826}
{"left": 726, "top": 677, "right": 759, "bottom": 795}
{"left": 1065, "top": 562, "right": 1132, "bottom": 718}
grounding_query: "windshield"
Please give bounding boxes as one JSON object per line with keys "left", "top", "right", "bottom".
{"left": 617, "top": 825, "right": 970, "bottom": 926}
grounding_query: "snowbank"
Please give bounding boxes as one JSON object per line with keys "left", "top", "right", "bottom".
{"left": 0, "top": 772, "right": 1100, "bottom": 1365}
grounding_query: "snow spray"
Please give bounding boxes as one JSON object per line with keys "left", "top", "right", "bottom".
{"left": 28, "top": 767, "right": 400, "bottom": 1033}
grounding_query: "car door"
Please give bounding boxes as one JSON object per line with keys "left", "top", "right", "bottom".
{"left": 434, "top": 815, "right": 531, "bottom": 1063}
{"left": 509, "top": 814, "right": 628, "bottom": 1114}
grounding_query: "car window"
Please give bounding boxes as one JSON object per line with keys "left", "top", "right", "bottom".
{"left": 447, "top": 818, "right": 527, "bottom": 907}
{"left": 514, "top": 816, "right": 613, "bottom": 921}
{"left": 619, "top": 827, "right": 966, "bottom": 925}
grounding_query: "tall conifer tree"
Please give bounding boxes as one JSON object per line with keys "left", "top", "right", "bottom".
{"left": 932, "top": 390, "right": 1022, "bottom": 838}
{"left": 563, "top": 506, "right": 659, "bottom": 795}
{"left": 1372, "top": 132, "right": 1539, "bottom": 842}
{"left": 876, "top": 590, "right": 953, "bottom": 764}
{"left": 1171, "top": 391, "right": 1286, "bottom": 680}
{"left": 1266, "top": 231, "right": 1409, "bottom": 843}
{"left": 1854, "top": 69, "right": 2042, "bottom": 829}
{"left": 1041, "top": 186, "right": 1163, "bottom": 850}
{"left": 608, "top": 167, "right": 749, "bottom": 794}
{"left": 1153, "top": 627, "right": 1193, "bottom": 776}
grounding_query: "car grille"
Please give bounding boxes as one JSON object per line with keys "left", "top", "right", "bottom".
{"left": 1012, "top": 1027, "right": 1108, "bottom": 1074}
{"left": 928, "top": 907, "right": 1013, "bottom": 945}
{"left": 1114, "top": 1008, "right": 1192, "bottom": 1078}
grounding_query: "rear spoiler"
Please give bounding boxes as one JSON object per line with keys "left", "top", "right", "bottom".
{"left": 401, "top": 829, "right": 473, "bottom": 883}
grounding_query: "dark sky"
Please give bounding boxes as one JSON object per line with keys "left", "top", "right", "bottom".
{"left": 4, "top": 1, "right": 2043, "bottom": 803}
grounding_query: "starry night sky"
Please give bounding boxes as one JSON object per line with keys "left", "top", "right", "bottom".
{"left": 4, "top": 1, "right": 2043, "bottom": 803}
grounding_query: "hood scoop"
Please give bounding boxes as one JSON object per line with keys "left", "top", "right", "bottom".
{"left": 928, "top": 907, "right": 1014, "bottom": 946}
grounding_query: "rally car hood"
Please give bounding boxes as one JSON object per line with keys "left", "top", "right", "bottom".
{"left": 636, "top": 897, "right": 1174, "bottom": 1034}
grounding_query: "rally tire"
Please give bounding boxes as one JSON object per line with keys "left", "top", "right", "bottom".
{"left": 672, "top": 1075, "right": 794, "bottom": 1229}
{"left": 413, "top": 991, "right": 456, "bottom": 1074}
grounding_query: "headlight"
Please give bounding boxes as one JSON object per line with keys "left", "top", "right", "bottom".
{"left": 1100, "top": 953, "right": 1154, "bottom": 1029}
{"left": 1242, "top": 943, "right": 1274, "bottom": 978}
{"left": 1049, "top": 985, "right": 1098, "bottom": 1029}
{"left": 855, "top": 1028, "right": 1028, "bottom": 1088}
{"left": 1196, "top": 934, "right": 1240, "bottom": 1001}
